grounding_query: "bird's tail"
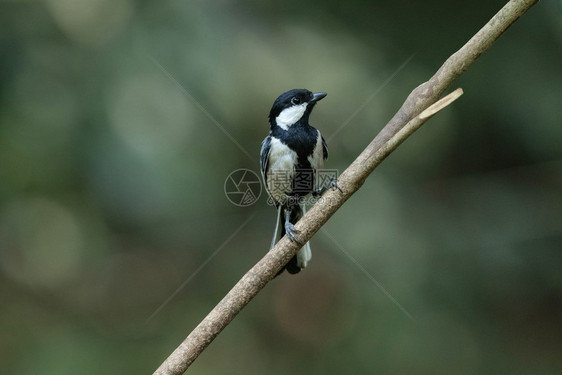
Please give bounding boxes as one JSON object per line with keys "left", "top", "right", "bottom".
{"left": 269, "top": 205, "right": 283, "bottom": 250}
{"left": 270, "top": 204, "right": 311, "bottom": 275}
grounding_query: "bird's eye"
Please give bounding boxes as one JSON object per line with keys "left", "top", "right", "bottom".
{"left": 291, "top": 97, "right": 301, "bottom": 105}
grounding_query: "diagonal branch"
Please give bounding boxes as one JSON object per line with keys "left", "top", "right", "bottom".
{"left": 153, "top": 1, "right": 539, "bottom": 373}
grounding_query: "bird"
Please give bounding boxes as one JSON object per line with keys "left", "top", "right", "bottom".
{"left": 260, "top": 88, "right": 331, "bottom": 275}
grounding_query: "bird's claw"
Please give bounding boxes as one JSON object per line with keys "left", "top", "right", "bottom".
{"left": 312, "top": 177, "right": 343, "bottom": 198}
{"left": 285, "top": 222, "right": 302, "bottom": 245}
{"left": 327, "top": 177, "right": 343, "bottom": 193}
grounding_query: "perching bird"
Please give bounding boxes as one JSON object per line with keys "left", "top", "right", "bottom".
{"left": 260, "top": 89, "right": 330, "bottom": 274}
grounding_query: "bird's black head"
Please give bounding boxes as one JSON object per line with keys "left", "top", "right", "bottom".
{"left": 268, "top": 89, "right": 327, "bottom": 130}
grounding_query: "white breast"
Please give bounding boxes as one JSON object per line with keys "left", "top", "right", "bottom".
{"left": 308, "top": 130, "right": 324, "bottom": 171}
{"left": 266, "top": 137, "right": 297, "bottom": 205}
{"left": 308, "top": 131, "right": 324, "bottom": 191}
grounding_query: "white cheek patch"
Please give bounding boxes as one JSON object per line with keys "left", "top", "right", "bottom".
{"left": 275, "top": 103, "right": 307, "bottom": 130}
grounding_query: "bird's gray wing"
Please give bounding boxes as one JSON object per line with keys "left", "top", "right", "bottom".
{"left": 321, "top": 135, "right": 328, "bottom": 160}
{"left": 260, "top": 135, "right": 272, "bottom": 191}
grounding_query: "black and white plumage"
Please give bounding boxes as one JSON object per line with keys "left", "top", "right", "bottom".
{"left": 260, "top": 89, "right": 328, "bottom": 274}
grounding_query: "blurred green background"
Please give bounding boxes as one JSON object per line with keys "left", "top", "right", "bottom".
{"left": 1, "top": 0, "right": 561, "bottom": 374}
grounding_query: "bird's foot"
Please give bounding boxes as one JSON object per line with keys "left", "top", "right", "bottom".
{"left": 284, "top": 221, "right": 302, "bottom": 245}
{"left": 327, "top": 177, "right": 343, "bottom": 193}
{"left": 313, "top": 177, "right": 343, "bottom": 197}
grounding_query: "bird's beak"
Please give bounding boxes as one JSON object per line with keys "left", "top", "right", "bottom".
{"left": 310, "top": 92, "right": 327, "bottom": 103}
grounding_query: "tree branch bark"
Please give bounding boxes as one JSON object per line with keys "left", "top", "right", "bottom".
{"left": 153, "top": 1, "right": 539, "bottom": 373}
